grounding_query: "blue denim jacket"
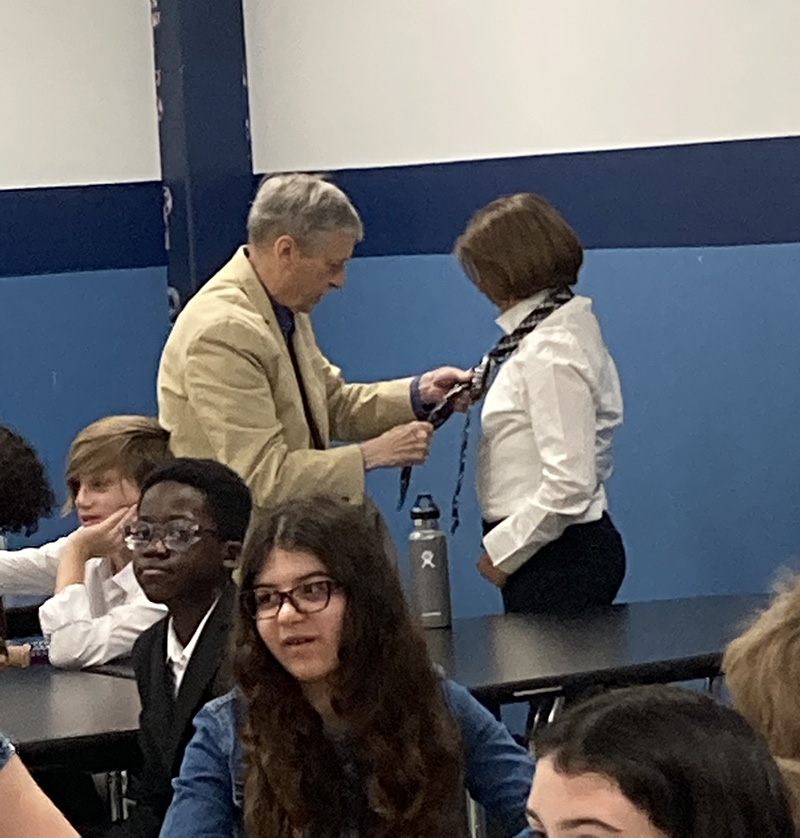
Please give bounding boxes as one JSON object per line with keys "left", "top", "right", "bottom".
{"left": 0, "top": 732, "right": 15, "bottom": 771}
{"left": 160, "top": 679, "right": 534, "bottom": 837}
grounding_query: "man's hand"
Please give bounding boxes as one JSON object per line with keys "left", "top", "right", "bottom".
{"left": 476, "top": 552, "right": 509, "bottom": 588}
{"left": 360, "top": 421, "right": 433, "bottom": 470}
{"left": 418, "top": 367, "right": 473, "bottom": 409}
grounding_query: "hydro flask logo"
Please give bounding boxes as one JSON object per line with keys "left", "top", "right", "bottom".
{"left": 421, "top": 550, "right": 436, "bottom": 569}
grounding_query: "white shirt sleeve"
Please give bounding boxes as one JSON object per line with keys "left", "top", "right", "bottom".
{"left": 0, "top": 537, "right": 66, "bottom": 595}
{"left": 483, "top": 334, "right": 600, "bottom": 575}
{"left": 38, "top": 560, "right": 167, "bottom": 669}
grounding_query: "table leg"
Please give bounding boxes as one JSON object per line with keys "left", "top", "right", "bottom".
{"left": 106, "top": 770, "right": 126, "bottom": 822}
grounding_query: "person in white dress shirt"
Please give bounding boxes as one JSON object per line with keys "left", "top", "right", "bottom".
{"left": 455, "top": 193, "right": 626, "bottom": 614}
{"left": 0, "top": 416, "right": 172, "bottom": 666}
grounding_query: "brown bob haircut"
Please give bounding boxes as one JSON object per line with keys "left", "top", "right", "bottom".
{"left": 723, "top": 573, "right": 800, "bottom": 832}
{"left": 63, "top": 415, "right": 171, "bottom": 512}
{"left": 454, "top": 192, "right": 583, "bottom": 307}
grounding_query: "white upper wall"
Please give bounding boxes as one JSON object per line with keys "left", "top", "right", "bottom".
{"left": 0, "top": 1, "right": 160, "bottom": 189}
{"left": 244, "top": 0, "right": 800, "bottom": 173}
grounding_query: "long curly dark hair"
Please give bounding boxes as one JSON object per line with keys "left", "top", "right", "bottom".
{"left": 233, "top": 496, "right": 466, "bottom": 838}
{"left": 0, "top": 425, "right": 55, "bottom": 536}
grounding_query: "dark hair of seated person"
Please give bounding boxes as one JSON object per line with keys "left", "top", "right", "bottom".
{"left": 0, "top": 425, "right": 55, "bottom": 536}
{"left": 233, "top": 495, "right": 466, "bottom": 838}
{"left": 138, "top": 457, "right": 252, "bottom": 543}
{"left": 534, "top": 683, "right": 795, "bottom": 838}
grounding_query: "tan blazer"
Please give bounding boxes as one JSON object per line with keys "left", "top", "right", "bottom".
{"left": 157, "top": 247, "right": 414, "bottom": 510}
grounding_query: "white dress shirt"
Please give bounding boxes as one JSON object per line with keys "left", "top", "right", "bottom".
{"left": 478, "top": 292, "right": 623, "bottom": 575}
{"left": 38, "top": 553, "right": 167, "bottom": 669}
{"left": 0, "top": 537, "right": 65, "bottom": 595}
{"left": 165, "top": 596, "right": 220, "bottom": 696}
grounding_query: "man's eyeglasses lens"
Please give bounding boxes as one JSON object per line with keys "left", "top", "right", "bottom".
{"left": 123, "top": 521, "right": 209, "bottom": 553}
{"left": 243, "top": 580, "right": 340, "bottom": 619}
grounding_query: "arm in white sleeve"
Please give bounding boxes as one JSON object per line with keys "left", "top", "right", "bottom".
{"left": 39, "top": 561, "right": 167, "bottom": 669}
{"left": 483, "top": 338, "right": 599, "bottom": 575}
{"left": 0, "top": 537, "right": 66, "bottom": 595}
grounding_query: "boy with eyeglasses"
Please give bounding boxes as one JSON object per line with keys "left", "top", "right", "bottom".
{"left": 113, "top": 457, "right": 251, "bottom": 838}
{"left": 0, "top": 416, "right": 172, "bottom": 668}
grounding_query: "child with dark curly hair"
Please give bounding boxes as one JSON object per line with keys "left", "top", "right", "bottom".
{"left": 0, "top": 425, "right": 55, "bottom": 537}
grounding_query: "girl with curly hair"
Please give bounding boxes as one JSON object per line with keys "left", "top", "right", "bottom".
{"left": 161, "top": 496, "right": 534, "bottom": 838}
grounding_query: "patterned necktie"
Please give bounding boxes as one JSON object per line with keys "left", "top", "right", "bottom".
{"left": 398, "top": 286, "right": 575, "bottom": 528}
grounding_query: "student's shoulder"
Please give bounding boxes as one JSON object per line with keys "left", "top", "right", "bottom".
{"left": 193, "top": 689, "right": 243, "bottom": 744}
{"left": 131, "top": 615, "right": 168, "bottom": 668}
{"left": 441, "top": 678, "right": 477, "bottom": 712}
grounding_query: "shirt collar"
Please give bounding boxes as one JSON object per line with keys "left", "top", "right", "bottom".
{"left": 495, "top": 290, "right": 552, "bottom": 335}
{"left": 165, "top": 596, "right": 220, "bottom": 667}
{"left": 241, "top": 245, "right": 295, "bottom": 341}
{"left": 268, "top": 292, "right": 295, "bottom": 341}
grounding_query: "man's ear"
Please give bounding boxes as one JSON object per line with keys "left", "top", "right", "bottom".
{"left": 273, "top": 234, "right": 297, "bottom": 262}
{"left": 222, "top": 541, "right": 243, "bottom": 572}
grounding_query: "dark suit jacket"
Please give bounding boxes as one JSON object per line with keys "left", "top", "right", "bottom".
{"left": 115, "top": 581, "right": 236, "bottom": 838}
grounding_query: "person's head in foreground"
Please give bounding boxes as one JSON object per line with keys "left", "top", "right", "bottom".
{"left": 0, "top": 425, "right": 54, "bottom": 536}
{"left": 234, "top": 495, "right": 466, "bottom": 837}
{"left": 723, "top": 573, "right": 800, "bottom": 831}
{"left": 528, "top": 684, "right": 795, "bottom": 838}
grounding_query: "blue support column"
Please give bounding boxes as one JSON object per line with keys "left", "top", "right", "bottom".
{"left": 151, "top": 0, "right": 254, "bottom": 306}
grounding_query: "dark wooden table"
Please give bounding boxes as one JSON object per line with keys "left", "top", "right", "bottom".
{"left": 425, "top": 594, "right": 768, "bottom": 715}
{"left": 0, "top": 666, "right": 141, "bottom": 772}
{"left": 0, "top": 594, "right": 768, "bottom": 770}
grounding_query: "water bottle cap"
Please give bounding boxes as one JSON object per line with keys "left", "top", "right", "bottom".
{"left": 410, "top": 493, "right": 441, "bottom": 520}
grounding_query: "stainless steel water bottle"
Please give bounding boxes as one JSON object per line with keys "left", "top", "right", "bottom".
{"left": 408, "top": 494, "right": 452, "bottom": 628}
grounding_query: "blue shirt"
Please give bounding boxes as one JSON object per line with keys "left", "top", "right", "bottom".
{"left": 266, "top": 291, "right": 296, "bottom": 342}
{"left": 160, "top": 679, "right": 534, "bottom": 837}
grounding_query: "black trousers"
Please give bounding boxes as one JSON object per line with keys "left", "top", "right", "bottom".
{"left": 483, "top": 512, "right": 626, "bottom": 615}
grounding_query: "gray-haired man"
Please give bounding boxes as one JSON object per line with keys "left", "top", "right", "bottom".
{"left": 157, "top": 173, "right": 469, "bottom": 517}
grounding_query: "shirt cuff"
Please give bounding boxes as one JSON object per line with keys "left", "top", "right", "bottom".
{"left": 482, "top": 526, "right": 537, "bottom": 576}
{"left": 409, "top": 376, "right": 435, "bottom": 419}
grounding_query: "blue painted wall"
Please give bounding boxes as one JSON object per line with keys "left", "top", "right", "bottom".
{"left": 2, "top": 142, "right": 799, "bottom": 620}
{"left": 0, "top": 267, "right": 170, "bottom": 548}
{"left": 313, "top": 243, "right": 800, "bottom": 617}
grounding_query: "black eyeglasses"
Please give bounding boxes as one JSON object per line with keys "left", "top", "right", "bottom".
{"left": 241, "top": 580, "right": 342, "bottom": 620}
{"left": 123, "top": 520, "right": 218, "bottom": 554}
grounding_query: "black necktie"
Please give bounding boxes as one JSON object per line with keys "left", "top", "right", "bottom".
{"left": 286, "top": 334, "right": 326, "bottom": 451}
{"left": 398, "top": 286, "right": 575, "bottom": 526}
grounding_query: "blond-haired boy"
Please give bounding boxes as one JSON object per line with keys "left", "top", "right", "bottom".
{"left": 0, "top": 416, "right": 172, "bottom": 667}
